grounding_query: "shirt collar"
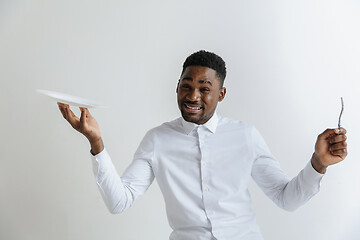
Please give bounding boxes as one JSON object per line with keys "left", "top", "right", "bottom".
{"left": 181, "top": 112, "right": 219, "bottom": 135}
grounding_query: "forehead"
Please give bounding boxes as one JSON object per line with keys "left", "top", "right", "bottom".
{"left": 180, "top": 66, "right": 221, "bottom": 86}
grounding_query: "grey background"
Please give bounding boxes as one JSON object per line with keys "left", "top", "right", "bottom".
{"left": 1, "top": 0, "right": 359, "bottom": 239}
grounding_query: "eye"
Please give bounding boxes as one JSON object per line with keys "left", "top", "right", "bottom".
{"left": 201, "top": 88, "right": 210, "bottom": 93}
{"left": 181, "top": 84, "right": 191, "bottom": 89}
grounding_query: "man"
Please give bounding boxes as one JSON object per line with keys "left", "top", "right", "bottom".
{"left": 58, "top": 50, "right": 347, "bottom": 240}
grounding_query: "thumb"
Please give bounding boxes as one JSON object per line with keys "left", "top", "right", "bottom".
{"left": 318, "top": 127, "right": 346, "bottom": 140}
{"left": 318, "top": 128, "right": 337, "bottom": 140}
{"left": 80, "top": 107, "right": 87, "bottom": 127}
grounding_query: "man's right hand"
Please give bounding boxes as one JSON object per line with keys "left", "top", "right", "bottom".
{"left": 57, "top": 102, "right": 104, "bottom": 155}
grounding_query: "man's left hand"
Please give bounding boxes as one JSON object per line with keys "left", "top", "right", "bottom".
{"left": 311, "top": 128, "right": 347, "bottom": 174}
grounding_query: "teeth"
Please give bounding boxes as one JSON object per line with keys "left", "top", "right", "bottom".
{"left": 185, "top": 103, "right": 201, "bottom": 110}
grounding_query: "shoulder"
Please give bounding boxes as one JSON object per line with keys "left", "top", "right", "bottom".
{"left": 216, "top": 115, "right": 264, "bottom": 143}
{"left": 143, "top": 117, "right": 183, "bottom": 140}
{"left": 135, "top": 118, "right": 182, "bottom": 156}
{"left": 217, "top": 115, "right": 255, "bottom": 133}
{"left": 218, "top": 116, "right": 268, "bottom": 150}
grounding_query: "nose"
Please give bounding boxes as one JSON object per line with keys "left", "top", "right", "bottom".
{"left": 186, "top": 89, "right": 200, "bottom": 101}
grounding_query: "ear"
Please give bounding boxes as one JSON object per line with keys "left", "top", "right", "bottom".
{"left": 176, "top": 80, "right": 180, "bottom": 93}
{"left": 218, "top": 87, "right": 226, "bottom": 102}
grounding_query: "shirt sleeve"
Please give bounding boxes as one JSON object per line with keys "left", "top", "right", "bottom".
{"left": 250, "top": 127, "right": 324, "bottom": 211}
{"left": 91, "top": 132, "right": 155, "bottom": 214}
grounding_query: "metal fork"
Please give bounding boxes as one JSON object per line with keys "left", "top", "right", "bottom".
{"left": 338, "top": 97, "right": 344, "bottom": 129}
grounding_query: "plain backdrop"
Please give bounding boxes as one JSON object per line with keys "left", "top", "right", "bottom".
{"left": 1, "top": 0, "right": 359, "bottom": 239}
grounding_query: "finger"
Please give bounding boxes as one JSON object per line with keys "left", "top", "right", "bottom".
{"left": 329, "top": 134, "right": 347, "bottom": 144}
{"left": 335, "top": 127, "right": 347, "bottom": 135}
{"left": 80, "top": 107, "right": 87, "bottom": 126}
{"left": 330, "top": 148, "right": 347, "bottom": 159}
{"left": 318, "top": 128, "right": 347, "bottom": 142}
{"left": 84, "top": 108, "right": 92, "bottom": 118}
{"left": 64, "top": 105, "right": 69, "bottom": 120}
{"left": 66, "top": 104, "right": 78, "bottom": 119}
{"left": 329, "top": 141, "right": 347, "bottom": 151}
{"left": 57, "top": 102, "right": 67, "bottom": 118}
{"left": 65, "top": 105, "right": 79, "bottom": 127}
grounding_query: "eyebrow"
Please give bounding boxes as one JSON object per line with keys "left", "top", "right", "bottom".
{"left": 181, "top": 77, "right": 213, "bottom": 86}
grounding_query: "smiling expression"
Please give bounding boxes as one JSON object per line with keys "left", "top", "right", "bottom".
{"left": 176, "top": 66, "right": 226, "bottom": 125}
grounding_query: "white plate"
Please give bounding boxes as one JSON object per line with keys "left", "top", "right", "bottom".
{"left": 37, "top": 89, "right": 107, "bottom": 108}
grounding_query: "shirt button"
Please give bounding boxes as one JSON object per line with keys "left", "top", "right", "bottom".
{"left": 204, "top": 187, "right": 209, "bottom": 192}
{"left": 200, "top": 140, "right": 205, "bottom": 145}
{"left": 202, "top": 162, "right": 206, "bottom": 167}
{"left": 208, "top": 211, "right": 213, "bottom": 216}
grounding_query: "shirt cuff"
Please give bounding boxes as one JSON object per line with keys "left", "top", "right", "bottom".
{"left": 90, "top": 148, "right": 113, "bottom": 181}
{"left": 302, "top": 160, "right": 324, "bottom": 187}
{"left": 90, "top": 147, "right": 106, "bottom": 158}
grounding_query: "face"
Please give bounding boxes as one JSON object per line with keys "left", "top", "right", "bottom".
{"left": 176, "top": 66, "right": 226, "bottom": 125}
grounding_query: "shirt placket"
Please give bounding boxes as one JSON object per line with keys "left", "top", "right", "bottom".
{"left": 197, "top": 127, "right": 221, "bottom": 239}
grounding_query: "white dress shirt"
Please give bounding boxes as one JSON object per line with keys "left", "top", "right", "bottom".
{"left": 91, "top": 113, "right": 324, "bottom": 240}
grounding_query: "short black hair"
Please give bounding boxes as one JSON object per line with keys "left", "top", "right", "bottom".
{"left": 182, "top": 50, "right": 227, "bottom": 86}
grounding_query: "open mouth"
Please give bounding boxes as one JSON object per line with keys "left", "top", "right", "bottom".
{"left": 184, "top": 103, "right": 203, "bottom": 113}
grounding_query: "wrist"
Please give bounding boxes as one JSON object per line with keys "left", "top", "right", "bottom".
{"left": 89, "top": 137, "right": 104, "bottom": 155}
{"left": 311, "top": 153, "right": 327, "bottom": 174}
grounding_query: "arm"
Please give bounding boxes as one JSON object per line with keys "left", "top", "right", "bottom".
{"left": 92, "top": 147, "right": 154, "bottom": 214}
{"left": 57, "top": 102, "right": 155, "bottom": 213}
{"left": 251, "top": 127, "right": 347, "bottom": 211}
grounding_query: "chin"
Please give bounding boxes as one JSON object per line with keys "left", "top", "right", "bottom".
{"left": 183, "top": 116, "right": 199, "bottom": 123}
{"left": 183, "top": 114, "right": 209, "bottom": 125}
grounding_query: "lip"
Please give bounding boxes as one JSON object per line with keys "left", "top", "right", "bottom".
{"left": 183, "top": 103, "right": 203, "bottom": 113}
